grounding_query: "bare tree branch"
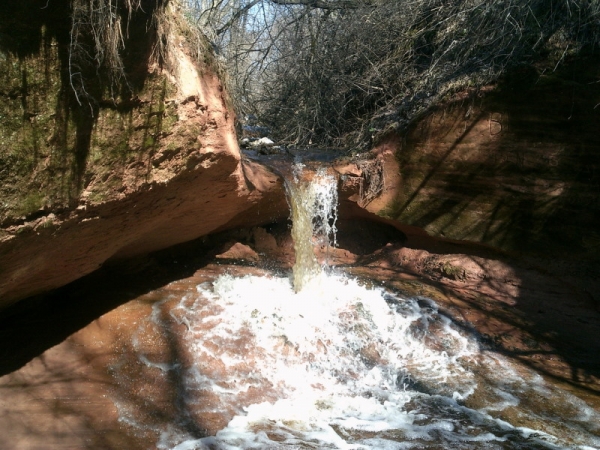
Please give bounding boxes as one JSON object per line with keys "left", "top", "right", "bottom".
{"left": 270, "top": 0, "right": 362, "bottom": 9}
{"left": 216, "top": 0, "right": 261, "bottom": 35}
{"left": 184, "top": 0, "right": 600, "bottom": 146}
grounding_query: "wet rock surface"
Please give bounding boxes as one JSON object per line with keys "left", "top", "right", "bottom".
{"left": 0, "top": 219, "right": 599, "bottom": 448}
{"left": 1, "top": 56, "right": 600, "bottom": 447}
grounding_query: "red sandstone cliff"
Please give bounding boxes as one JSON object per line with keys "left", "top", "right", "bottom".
{"left": 337, "top": 59, "right": 600, "bottom": 302}
{"left": 0, "top": 4, "right": 287, "bottom": 309}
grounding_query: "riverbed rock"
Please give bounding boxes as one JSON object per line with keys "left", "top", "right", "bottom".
{"left": 216, "top": 242, "right": 260, "bottom": 262}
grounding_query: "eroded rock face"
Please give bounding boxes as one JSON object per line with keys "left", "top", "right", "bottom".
{"left": 0, "top": 10, "right": 287, "bottom": 309}
{"left": 347, "top": 60, "right": 600, "bottom": 299}
{"left": 0, "top": 155, "right": 286, "bottom": 308}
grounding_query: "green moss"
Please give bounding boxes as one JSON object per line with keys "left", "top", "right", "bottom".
{"left": 377, "top": 196, "right": 403, "bottom": 220}
{"left": 39, "top": 217, "right": 55, "bottom": 229}
{"left": 0, "top": 5, "right": 221, "bottom": 224}
{"left": 15, "top": 191, "right": 45, "bottom": 217}
{"left": 441, "top": 262, "right": 464, "bottom": 280}
{"left": 162, "top": 109, "right": 179, "bottom": 131}
{"left": 143, "top": 135, "right": 155, "bottom": 148}
{"left": 15, "top": 224, "right": 33, "bottom": 234}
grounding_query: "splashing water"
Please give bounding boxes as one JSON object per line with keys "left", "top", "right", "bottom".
{"left": 118, "top": 273, "right": 600, "bottom": 449}
{"left": 113, "top": 164, "right": 600, "bottom": 449}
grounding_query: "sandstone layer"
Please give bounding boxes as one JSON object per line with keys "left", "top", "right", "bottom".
{"left": 342, "top": 59, "right": 600, "bottom": 304}
{"left": 0, "top": 5, "right": 287, "bottom": 309}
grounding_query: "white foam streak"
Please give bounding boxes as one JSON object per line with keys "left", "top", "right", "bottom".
{"left": 117, "top": 162, "right": 600, "bottom": 449}
{"left": 112, "top": 270, "right": 600, "bottom": 449}
{"left": 165, "top": 272, "right": 490, "bottom": 448}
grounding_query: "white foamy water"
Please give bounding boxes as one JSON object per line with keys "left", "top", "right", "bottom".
{"left": 112, "top": 164, "right": 599, "bottom": 449}
{"left": 113, "top": 271, "right": 600, "bottom": 449}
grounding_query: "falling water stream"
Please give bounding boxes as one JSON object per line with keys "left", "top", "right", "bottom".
{"left": 285, "top": 163, "right": 338, "bottom": 292}
{"left": 113, "top": 163, "right": 600, "bottom": 449}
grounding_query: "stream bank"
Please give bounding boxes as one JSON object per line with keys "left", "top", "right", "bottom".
{"left": 0, "top": 210, "right": 599, "bottom": 448}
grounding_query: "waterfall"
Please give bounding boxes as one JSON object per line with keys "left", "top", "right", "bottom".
{"left": 284, "top": 163, "right": 338, "bottom": 292}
